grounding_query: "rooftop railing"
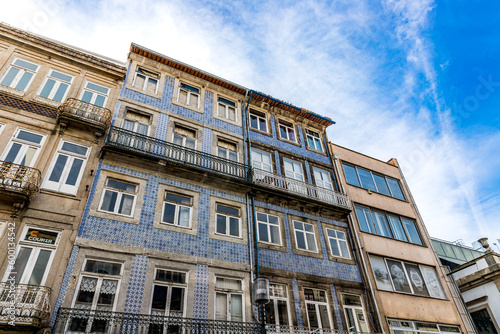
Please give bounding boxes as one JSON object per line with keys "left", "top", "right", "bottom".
{"left": 253, "top": 169, "right": 351, "bottom": 210}
{"left": 0, "top": 160, "right": 41, "bottom": 198}
{"left": 0, "top": 283, "right": 51, "bottom": 327}
{"left": 58, "top": 98, "right": 112, "bottom": 129}
{"left": 106, "top": 126, "right": 251, "bottom": 181}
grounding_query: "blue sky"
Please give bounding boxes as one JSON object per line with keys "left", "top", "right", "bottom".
{"left": 1, "top": 0, "right": 498, "bottom": 246}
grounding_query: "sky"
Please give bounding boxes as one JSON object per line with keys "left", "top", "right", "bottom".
{"left": 1, "top": 0, "right": 499, "bottom": 247}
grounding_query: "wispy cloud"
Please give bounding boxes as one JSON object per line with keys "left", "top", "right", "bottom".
{"left": 1, "top": 0, "right": 498, "bottom": 244}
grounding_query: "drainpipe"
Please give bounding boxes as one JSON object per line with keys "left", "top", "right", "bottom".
{"left": 330, "top": 151, "right": 385, "bottom": 333}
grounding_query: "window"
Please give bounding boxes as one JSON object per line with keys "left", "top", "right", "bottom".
{"left": 249, "top": 109, "right": 267, "bottom": 132}
{"left": 313, "top": 168, "right": 334, "bottom": 190}
{"left": 215, "top": 204, "right": 241, "bottom": 237}
{"left": 0, "top": 58, "right": 39, "bottom": 91}
{"left": 369, "top": 255, "right": 446, "bottom": 299}
{"left": 293, "top": 221, "right": 317, "bottom": 252}
{"left": 80, "top": 81, "right": 110, "bottom": 107}
{"left": 326, "top": 228, "right": 350, "bottom": 259}
{"left": 278, "top": 119, "right": 296, "bottom": 142}
{"left": 257, "top": 213, "right": 281, "bottom": 245}
{"left": 133, "top": 67, "right": 159, "bottom": 94}
{"left": 38, "top": 69, "right": 73, "bottom": 102}
{"left": 161, "top": 192, "right": 192, "bottom": 228}
{"left": 283, "top": 159, "right": 304, "bottom": 182}
{"left": 265, "top": 284, "right": 290, "bottom": 326}
{"left": 217, "top": 139, "right": 237, "bottom": 162}
{"left": 470, "top": 309, "right": 497, "bottom": 334}
{"left": 4, "top": 227, "right": 59, "bottom": 286}
{"left": 173, "top": 125, "right": 196, "bottom": 149}
{"left": 120, "top": 111, "right": 150, "bottom": 150}
{"left": 99, "top": 179, "right": 137, "bottom": 216}
{"left": 69, "top": 260, "right": 121, "bottom": 333}
{"left": 42, "top": 141, "right": 90, "bottom": 195}
{"left": 304, "top": 288, "right": 332, "bottom": 330}
{"left": 342, "top": 294, "right": 368, "bottom": 332}
{"left": 251, "top": 148, "right": 273, "bottom": 172}
{"left": 217, "top": 97, "right": 237, "bottom": 122}
{"left": 149, "top": 269, "right": 187, "bottom": 333}
{"left": 354, "top": 205, "right": 422, "bottom": 245}
{"left": 215, "top": 277, "right": 244, "bottom": 322}
{"left": 342, "top": 163, "right": 406, "bottom": 200}
{"left": 177, "top": 83, "right": 200, "bottom": 108}
{"left": 388, "top": 319, "right": 461, "bottom": 334}
{"left": 1, "top": 128, "right": 46, "bottom": 167}
{"left": 305, "top": 129, "right": 323, "bottom": 152}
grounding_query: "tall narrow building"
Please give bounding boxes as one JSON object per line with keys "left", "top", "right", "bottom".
{"left": 0, "top": 24, "right": 125, "bottom": 333}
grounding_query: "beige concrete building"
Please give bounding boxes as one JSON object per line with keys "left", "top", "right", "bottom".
{"left": 0, "top": 24, "right": 125, "bottom": 333}
{"left": 330, "top": 143, "right": 475, "bottom": 333}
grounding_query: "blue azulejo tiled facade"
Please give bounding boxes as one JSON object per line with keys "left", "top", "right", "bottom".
{"left": 53, "top": 44, "right": 376, "bottom": 333}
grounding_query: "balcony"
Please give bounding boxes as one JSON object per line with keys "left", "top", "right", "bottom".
{"left": 0, "top": 283, "right": 51, "bottom": 328}
{"left": 57, "top": 98, "right": 112, "bottom": 136}
{"left": 253, "top": 169, "right": 351, "bottom": 210}
{"left": 105, "top": 126, "right": 251, "bottom": 182}
{"left": 53, "top": 309, "right": 374, "bottom": 334}
{"left": 0, "top": 161, "right": 41, "bottom": 216}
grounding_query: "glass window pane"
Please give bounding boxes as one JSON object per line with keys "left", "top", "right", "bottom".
{"left": 387, "top": 178, "right": 405, "bottom": 200}
{"left": 94, "top": 95, "right": 106, "bottom": 107}
{"left": 178, "top": 206, "right": 190, "bottom": 227}
{"left": 13, "top": 247, "right": 32, "bottom": 283}
{"left": 107, "top": 179, "right": 136, "bottom": 192}
{"left": 100, "top": 190, "right": 117, "bottom": 212}
{"left": 343, "top": 164, "right": 360, "bottom": 187}
{"left": 53, "top": 83, "right": 69, "bottom": 102}
{"left": 306, "top": 233, "right": 317, "bottom": 251}
{"left": 162, "top": 203, "right": 176, "bottom": 224}
{"left": 165, "top": 193, "right": 191, "bottom": 205}
{"left": 401, "top": 218, "right": 422, "bottom": 245}
{"left": 258, "top": 222, "right": 269, "bottom": 242}
{"left": 61, "top": 142, "right": 88, "bottom": 155}
{"left": 28, "top": 249, "right": 52, "bottom": 285}
{"left": 48, "top": 155, "right": 68, "bottom": 182}
{"left": 270, "top": 226, "right": 280, "bottom": 244}
{"left": 17, "top": 130, "right": 43, "bottom": 144}
{"left": 51, "top": 71, "right": 72, "bottom": 82}
{"left": 40, "top": 79, "right": 55, "bottom": 98}
{"left": 216, "top": 204, "right": 239, "bottom": 216}
{"left": 357, "top": 168, "right": 377, "bottom": 191}
{"left": 4, "top": 143, "right": 21, "bottom": 163}
{"left": 296, "top": 231, "right": 306, "bottom": 249}
{"left": 230, "top": 294, "right": 243, "bottom": 321}
{"left": 81, "top": 90, "right": 93, "bottom": 103}
{"left": 84, "top": 260, "right": 121, "bottom": 275}
{"left": 277, "top": 300, "right": 289, "bottom": 325}
{"left": 65, "top": 158, "right": 83, "bottom": 186}
{"left": 86, "top": 82, "right": 109, "bottom": 95}
{"left": 387, "top": 215, "right": 408, "bottom": 242}
{"left": 15, "top": 59, "right": 38, "bottom": 71}
{"left": 339, "top": 240, "right": 349, "bottom": 258}
{"left": 97, "top": 279, "right": 117, "bottom": 306}
{"left": 118, "top": 194, "right": 134, "bottom": 215}
{"left": 373, "top": 211, "right": 393, "bottom": 237}
{"left": 318, "top": 304, "right": 331, "bottom": 329}
{"left": 21, "top": 147, "right": 37, "bottom": 166}
{"left": 265, "top": 302, "right": 276, "bottom": 325}
{"left": 151, "top": 285, "right": 168, "bottom": 311}
{"left": 1, "top": 67, "right": 20, "bottom": 86}
{"left": 16, "top": 72, "right": 34, "bottom": 91}
{"left": 229, "top": 217, "right": 239, "bottom": 236}
{"left": 215, "top": 293, "right": 227, "bottom": 320}
{"left": 355, "top": 205, "right": 374, "bottom": 233}
{"left": 373, "top": 174, "right": 391, "bottom": 195}
{"left": 216, "top": 214, "right": 226, "bottom": 234}
{"left": 330, "top": 239, "right": 340, "bottom": 256}
{"left": 170, "top": 287, "right": 184, "bottom": 313}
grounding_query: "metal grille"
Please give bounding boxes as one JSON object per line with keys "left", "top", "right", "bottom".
{"left": 0, "top": 160, "right": 41, "bottom": 198}
{"left": 58, "top": 98, "right": 112, "bottom": 127}
{"left": 0, "top": 283, "right": 51, "bottom": 327}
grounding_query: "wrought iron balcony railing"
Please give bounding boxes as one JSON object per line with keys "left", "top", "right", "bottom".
{"left": 253, "top": 169, "right": 351, "bottom": 210}
{"left": 265, "top": 324, "right": 377, "bottom": 334}
{"left": 106, "top": 126, "right": 251, "bottom": 181}
{"left": 0, "top": 160, "right": 41, "bottom": 198}
{"left": 0, "top": 283, "right": 51, "bottom": 327}
{"left": 58, "top": 98, "right": 112, "bottom": 129}
{"left": 53, "top": 308, "right": 262, "bottom": 334}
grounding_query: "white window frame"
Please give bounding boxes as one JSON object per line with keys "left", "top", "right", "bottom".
{"left": 313, "top": 167, "right": 334, "bottom": 190}
{"left": 217, "top": 139, "right": 238, "bottom": 162}
{"left": 293, "top": 221, "right": 318, "bottom": 253}
{"left": 278, "top": 119, "right": 297, "bottom": 142}
{"left": 2, "top": 226, "right": 60, "bottom": 286}
{"left": 172, "top": 125, "right": 197, "bottom": 149}
{"left": 216, "top": 96, "right": 238, "bottom": 122}
{"left": 42, "top": 140, "right": 91, "bottom": 195}
{"left": 251, "top": 148, "right": 273, "bottom": 172}
{"left": 266, "top": 283, "right": 291, "bottom": 326}
{"left": 79, "top": 81, "right": 110, "bottom": 107}
{"left": 325, "top": 228, "right": 351, "bottom": 259}
{"left": 305, "top": 129, "right": 323, "bottom": 152}
{"left": 342, "top": 294, "right": 369, "bottom": 333}
{"left": 214, "top": 277, "right": 245, "bottom": 322}
{"left": 98, "top": 179, "right": 138, "bottom": 217}
{"left": 68, "top": 259, "right": 122, "bottom": 333}
{"left": 283, "top": 158, "right": 305, "bottom": 182}
{"left": 387, "top": 319, "right": 461, "bottom": 334}
{"left": 0, "top": 57, "right": 39, "bottom": 91}
{"left": 177, "top": 82, "right": 200, "bottom": 109}
{"left": 0, "top": 123, "right": 5, "bottom": 135}
{"left": 161, "top": 192, "right": 193, "bottom": 228}
{"left": 149, "top": 269, "right": 188, "bottom": 318}
{"left": 1, "top": 127, "right": 47, "bottom": 167}
{"left": 132, "top": 67, "right": 159, "bottom": 94}
{"left": 256, "top": 212, "right": 282, "bottom": 245}
{"left": 215, "top": 204, "right": 241, "bottom": 238}
{"left": 37, "top": 69, "right": 73, "bottom": 102}
{"left": 249, "top": 109, "right": 268, "bottom": 132}
{"left": 304, "top": 288, "right": 333, "bottom": 330}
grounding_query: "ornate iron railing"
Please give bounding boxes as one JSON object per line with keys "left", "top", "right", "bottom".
{"left": 106, "top": 126, "right": 251, "bottom": 181}
{"left": 0, "top": 160, "right": 41, "bottom": 198}
{"left": 58, "top": 98, "right": 112, "bottom": 128}
{"left": 265, "top": 324, "right": 378, "bottom": 334}
{"left": 0, "top": 283, "right": 51, "bottom": 327}
{"left": 53, "top": 308, "right": 263, "bottom": 334}
{"left": 253, "top": 169, "right": 351, "bottom": 210}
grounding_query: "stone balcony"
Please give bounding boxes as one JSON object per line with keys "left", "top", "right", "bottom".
{"left": 0, "top": 160, "right": 41, "bottom": 216}
{"left": 57, "top": 98, "right": 112, "bottom": 137}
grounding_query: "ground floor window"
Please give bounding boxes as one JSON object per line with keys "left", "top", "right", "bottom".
{"left": 304, "top": 288, "right": 332, "bottom": 330}
{"left": 470, "top": 308, "right": 498, "bottom": 334}
{"left": 215, "top": 277, "right": 244, "bottom": 322}
{"left": 265, "top": 283, "right": 290, "bottom": 326}
{"left": 388, "top": 319, "right": 461, "bottom": 334}
{"left": 342, "top": 294, "right": 368, "bottom": 332}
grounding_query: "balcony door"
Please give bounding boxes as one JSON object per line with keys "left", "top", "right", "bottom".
{"left": 283, "top": 158, "right": 307, "bottom": 195}
{"left": 342, "top": 294, "right": 368, "bottom": 333}
{"left": 121, "top": 111, "right": 150, "bottom": 150}
{"left": 304, "top": 289, "right": 332, "bottom": 331}
{"left": 171, "top": 125, "right": 197, "bottom": 164}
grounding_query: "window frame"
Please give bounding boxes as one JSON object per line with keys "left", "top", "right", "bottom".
{"left": 37, "top": 68, "right": 73, "bottom": 102}
{"left": 256, "top": 212, "right": 282, "bottom": 246}
{"left": 305, "top": 128, "right": 324, "bottom": 152}
{"left": 79, "top": 81, "right": 110, "bottom": 107}
{"left": 293, "top": 220, "right": 318, "bottom": 253}
{"left": 98, "top": 178, "right": 138, "bottom": 217}
{"left": 149, "top": 268, "right": 188, "bottom": 318}
{"left": 325, "top": 227, "right": 351, "bottom": 259}
{"left": 42, "top": 140, "right": 91, "bottom": 195}
{"left": 0, "top": 127, "right": 47, "bottom": 167}
{"left": 341, "top": 294, "right": 369, "bottom": 333}
{"left": 215, "top": 203, "right": 242, "bottom": 238}
{"left": 0, "top": 57, "right": 40, "bottom": 92}
{"left": 217, "top": 138, "right": 238, "bottom": 162}
{"left": 251, "top": 148, "right": 273, "bottom": 172}
{"left": 132, "top": 67, "right": 160, "bottom": 94}
{"left": 265, "top": 283, "right": 291, "bottom": 326}
{"left": 303, "top": 288, "right": 333, "bottom": 330}
{"left": 215, "top": 95, "right": 238, "bottom": 123}
{"left": 177, "top": 82, "right": 201, "bottom": 109}
{"left": 277, "top": 118, "right": 297, "bottom": 143}
{"left": 387, "top": 318, "right": 461, "bottom": 334}
{"left": 249, "top": 109, "right": 268, "bottom": 133}
{"left": 214, "top": 277, "right": 245, "bottom": 322}
{"left": 161, "top": 192, "right": 193, "bottom": 228}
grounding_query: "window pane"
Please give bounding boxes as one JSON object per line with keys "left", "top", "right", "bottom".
{"left": 61, "top": 142, "right": 88, "bottom": 155}
{"left": 151, "top": 285, "right": 168, "bottom": 310}
{"left": 81, "top": 91, "right": 93, "bottom": 103}
{"left": 343, "top": 164, "right": 360, "bottom": 187}
{"left": 355, "top": 205, "right": 374, "bottom": 233}
{"left": 40, "top": 79, "right": 55, "bottom": 98}
{"left": 97, "top": 279, "right": 117, "bottom": 306}
{"left": 48, "top": 155, "right": 68, "bottom": 182}
{"left": 357, "top": 168, "right": 376, "bottom": 191}
{"left": 402, "top": 218, "right": 422, "bottom": 245}
{"left": 15, "top": 59, "right": 38, "bottom": 71}
{"left": 318, "top": 304, "right": 331, "bottom": 329}
{"left": 107, "top": 179, "right": 136, "bottom": 192}
{"left": 296, "top": 231, "right": 306, "bottom": 249}
{"left": 178, "top": 206, "right": 190, "bottom": 227}
{"left": 386, "top": 260, "right": 412, "bottom": 293}
{"left": 265, "top": 302, "right": 276, "bottom": 325}
{"left": 387, "top": 178, "right": 405, "bottom": 200}
{"left": 170, "top": 287, "right": 184, "bottom": 313}
{"left": 230, "top": 294, "right": 243, "bottom": 321}
{"left": 277, "top": 300, "right": 289, "bottom": 325}
{"left": 94, "top": 95, "right": 106, "bottom": 107}
{"left": 134, "top": 74, "right": 145, "bottom": 89}
{"left": 330, "top": 239, "right": 340, "bottom": 256}
{"left": 4, "top": 143, "right": 21, "bottom": 163}
{"left": 165, "top": 193, "right": 191, "bottom": 205}
{"left": 372, "top": 211, "right": 392, "bottom": 237}
{"left": 307, "top": 304, "right": 319, "bottom": 328}
{"left": 100, "top": 190, "right": 117, "bottom": 212}
{"left": 216, "top": 204, "right": 239, "bottom": 216}
{"left": 17, "top": 130, "right": 43, "bottom": 144}
{"left": 84, "top": 260, "right": 121, "bottom": 275}
{"left": 386, "top": 215, "right": 408, "bottom": 241}
{"left": 258, "top": 222, "right": 269, "bottom": 242}
{"left": 162, "top": 203, "right": 176, "bottom": 224}
{"left": 1, "top": 67, "right": 19, "bottom": 86}
{"left": 306, "top": 233, "right": 317, "bottom": 252}
{"left": 339, "top": 240, "right": 349, "bottom": 258}
{"left": 13, "top": 247, "right": 32, "bottom": 283}
{"left": 21, "top": 147, "right": 37, "bottom": 166}
{"left": 53, "top": 83, "right": 69, "bottom": 102}
{"left": 86, "top": 82, "right": 109, "bottom": 95}
{"left": 373, "top": 174, "right": 391, "bottom": 195}
{"left": 215, "top": 293, "right": 227, "bottom": 320}
{"left": 16, "top": 72, "right": 34, "bottom": 91}
{"left": 259, "top": 117, "right": 267, "bottom": 132}
{"left": 28, "top": 249, "right": 52, "bottom": 285}
{"left": 270, "top": 226, "right": 280, "bottom": 244}
{"left": 51, "top": 71, "right": 72, "bottom": 82}
{"left": 65, "top": 158, "right": 83, "bottom": 186}
{"left": 229, "top": 217, "right": 239, "bottom": 236}
{"left": 216, "top": 214, "right": 226, "bottom": 234}
{"left": 118, "top": 194, "right": 134, "bottom": 215}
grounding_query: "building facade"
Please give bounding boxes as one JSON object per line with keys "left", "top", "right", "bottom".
{"left": 0, "top": 24, "right": 125, "bottom": 333}
{"left": 51, "top": 44, "right": 378, "bottom": 333}
{"left": 330, "top": 143, "right": 475, "bottom": 333}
